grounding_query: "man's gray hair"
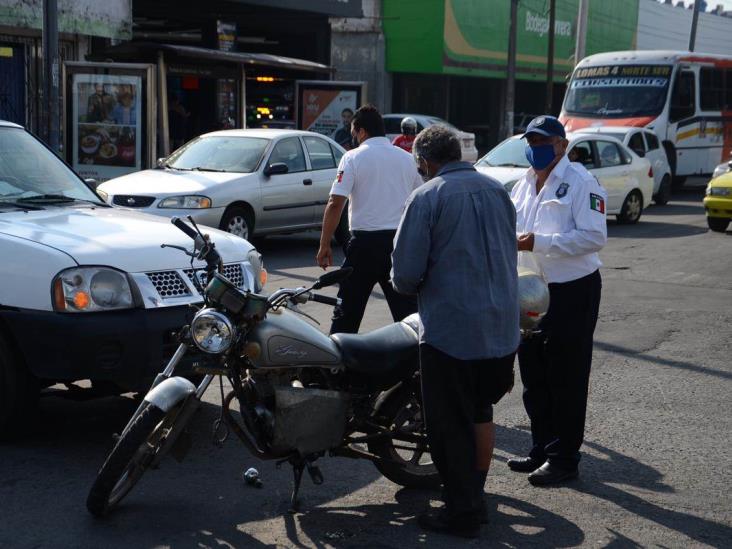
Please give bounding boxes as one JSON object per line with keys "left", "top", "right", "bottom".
{"left": 413, "top": 125, "right": 462, "bottom": 165}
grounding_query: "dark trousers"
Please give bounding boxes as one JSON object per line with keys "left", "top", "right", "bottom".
{"left": 330, "top": 230, "right": 417, "bottom": 334}
{"left": 420, "top": 344, "right": 515, "bottom": 526}
{"left": 518, "top": 269, "right": 602, "bottom": 470}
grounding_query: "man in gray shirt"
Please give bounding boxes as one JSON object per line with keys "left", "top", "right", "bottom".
{"left": 392, "top": 126, "right": 519, "bottom": 539}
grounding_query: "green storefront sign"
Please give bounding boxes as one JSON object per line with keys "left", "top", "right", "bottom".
{"left": 384, "top": 0, "right": 639, "bottom": 82}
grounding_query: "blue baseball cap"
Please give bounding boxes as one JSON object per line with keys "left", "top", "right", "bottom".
{"left": 521, "top": 115, "right": 566, "bottom": 139}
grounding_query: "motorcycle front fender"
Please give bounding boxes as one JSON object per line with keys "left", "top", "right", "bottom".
{"left": 144, "top": 376, "right": 196, "bottom": 412}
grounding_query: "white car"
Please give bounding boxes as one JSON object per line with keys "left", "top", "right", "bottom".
{"left": 0, "top": 121, "right": 263, "bottom": 437}
{"left": 98, "top": 129, "right": 348, "bottom": 242}
{"left": 383, "top": 113, "right": 479, "bottom": 162}
{"left": 574, "top": 126, "right": 672, "bottom": 205}
{"left": 475, "top": 132, "right": 654, "bottom": 224}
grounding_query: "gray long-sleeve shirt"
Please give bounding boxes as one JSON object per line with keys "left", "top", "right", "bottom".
{"left": 391, "top": 162, "right": 520, "bottom": 360}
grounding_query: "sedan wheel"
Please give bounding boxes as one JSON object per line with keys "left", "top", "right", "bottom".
{"left": 220, "top": 207, "right": 254, "bottom": 241}
{"left": 617, "top": 191, "right": 643, "bottom": 224}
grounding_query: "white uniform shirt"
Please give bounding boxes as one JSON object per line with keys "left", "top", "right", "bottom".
{"left": 511, "top": 155, "right": 608, "bottom": 284}
{"left": 330, "top": 136, "right": 422, "bottom": 231}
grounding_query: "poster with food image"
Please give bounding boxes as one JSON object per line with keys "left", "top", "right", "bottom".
{"left": 71, "top": 73, "right": 142, "bottom": 182}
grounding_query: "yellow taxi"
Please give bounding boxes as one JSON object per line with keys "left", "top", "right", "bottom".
{"left": 704, "top": 172, "right": 732, "bottom": 232}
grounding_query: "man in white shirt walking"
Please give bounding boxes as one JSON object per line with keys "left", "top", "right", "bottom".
{"left": 507, "top": 115, "right": 607, "bottom": 486}
{"left": 317, "top": 104, "right": 421, "bottom": 334}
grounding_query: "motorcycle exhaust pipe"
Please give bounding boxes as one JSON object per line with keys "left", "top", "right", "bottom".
{"left": 221, "top": 390, "right": 277, "bottom": 460}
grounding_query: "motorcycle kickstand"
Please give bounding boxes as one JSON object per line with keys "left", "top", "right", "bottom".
{"left": 288, "top": 459, "right": 305, "bottom": 514}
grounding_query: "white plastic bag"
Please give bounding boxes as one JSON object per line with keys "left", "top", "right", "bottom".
{"left": 517, "top": 251, "right": 550, "bottom": 331}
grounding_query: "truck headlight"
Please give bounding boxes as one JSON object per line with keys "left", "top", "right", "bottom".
{"left": 158, "top": 195, "right": 212, "bottom": 209}
{"left": 96, "top": 188, "right": 109, "bottom": 203}
{"left": 247, "top": 249, "right": 267, "bottom": 292}
{"left": 191, "top": 309, "right": 235, "bottom": 354}
{"left": 53, "top": 267, "right": 134, "bottom": 312}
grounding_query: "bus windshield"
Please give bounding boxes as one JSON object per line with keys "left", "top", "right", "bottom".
{"left": 564, "top": 64, "right": 672, "bottom": 118}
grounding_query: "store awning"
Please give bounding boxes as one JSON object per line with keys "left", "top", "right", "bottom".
{"left": 93, "top": 42, "right": 334, "bottom": 73}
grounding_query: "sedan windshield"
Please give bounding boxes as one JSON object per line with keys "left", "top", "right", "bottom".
{"left": 564, "top": 64, "right": 672, "bottom": 118}
{"left": 0, "top": 128, "right": 103, "bottom": 204}
{"left": 476, "top": 138, "right": 530, "bottom": 168}
{"left": 166, "top": 136, "right": 269, "bottom": 173}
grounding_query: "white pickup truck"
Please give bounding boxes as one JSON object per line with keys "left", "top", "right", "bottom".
{"left": 0, "top": 121, "right": 264, "bottom": 438}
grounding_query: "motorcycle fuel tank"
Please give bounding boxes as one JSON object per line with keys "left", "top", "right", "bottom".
{"left": 246, "top": 308, "right": 342, "bottom": 368}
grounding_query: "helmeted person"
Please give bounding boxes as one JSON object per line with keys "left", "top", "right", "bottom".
{"left": 392, "top": 125, "right": 519, "bottom": 538}
{"left": 317, "top": 104, "right": 421, "bottom": 334}
{"left": 507, "top": 115, "right": 607, "bottom": 485}
{"left": 392, "top": 117, "right": 418, "bottom": 153}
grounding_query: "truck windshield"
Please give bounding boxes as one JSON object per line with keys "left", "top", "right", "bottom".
{"left": 564, "top": 64, "right": 672, "bottom": 118}
{"left": 0, "top": 128, "right": 103, "bottom": 204}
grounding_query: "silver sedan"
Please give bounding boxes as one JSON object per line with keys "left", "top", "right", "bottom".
{"left": 97, "top": 129, "right": 348, "bottom": 242}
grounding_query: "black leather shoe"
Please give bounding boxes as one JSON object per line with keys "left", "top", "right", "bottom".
{"left": 418, "top": 510, "right": 479, "bottom": 539}
{"left": 507, "top": 456, "right": 543, "bottom": 473}
{"left": 528, "top": 461, "right": 578, "bottom": 486}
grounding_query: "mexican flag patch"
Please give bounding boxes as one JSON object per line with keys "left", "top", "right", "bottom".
{"left": 590, "top": 193, "right": 605, "bottom": 213}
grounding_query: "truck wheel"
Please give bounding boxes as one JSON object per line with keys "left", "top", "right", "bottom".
{"left": 0, "top": 334, "right": 39, "bottom": 441}
{"left": 707, "top": 217, "right": 730, "bottom": 233}
{"left": 653, "top": 175, "right": 672, "bottom": 206}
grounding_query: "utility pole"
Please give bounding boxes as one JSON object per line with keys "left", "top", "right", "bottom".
{"left": 545, "top": 0, "right": 556, "bottom": 113}
{"left": 689, "top": 1, "right": 701, "bottom": 52}
{"left": 42, "top": 0, "right": 60, "bottom": 152}
{"left": 503, "top": 0, "right": 518, "bottom": 139}
{"left": 575, "top": 0, "right": 589, "bottom": 64}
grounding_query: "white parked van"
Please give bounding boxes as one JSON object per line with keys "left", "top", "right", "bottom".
{"left": 0, "top": 121, "right": 264, "bottom": 437}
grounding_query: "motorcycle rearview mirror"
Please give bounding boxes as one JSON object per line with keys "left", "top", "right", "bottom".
{"left": 313, "top": 267, "right": 353, "bottom": 290}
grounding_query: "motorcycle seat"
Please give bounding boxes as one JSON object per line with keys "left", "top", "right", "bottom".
{"left": 331, "top": 318, "right": 419, "bottom": 375}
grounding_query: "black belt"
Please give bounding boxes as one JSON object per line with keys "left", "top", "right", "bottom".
{"left": 351, "top": 229, "right": 398, "bottom": 237}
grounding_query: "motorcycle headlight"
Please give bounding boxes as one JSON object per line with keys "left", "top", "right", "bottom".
{"left": 158, "top": 195, "right": 212, "bottom": 209}
{"left": 247, "top": 249, "right": 267, "bottom": 292}
{"left": 53, "top": 267, "right": 134, "bottom": 312}
{"left": 191, "top": 309, "right": 236, "bottom": 354}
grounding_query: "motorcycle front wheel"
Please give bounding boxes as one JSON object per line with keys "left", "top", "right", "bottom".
{"left": 86, "top": 402, "right": 176, "bottom": 517}
{"left": 367, "top": 384, "right": 441, "bottom": 489}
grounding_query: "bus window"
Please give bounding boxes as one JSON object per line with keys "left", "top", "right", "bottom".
{"left": 670, "top": 71, "right": 695, "bottom": 122}
{"left": 700, "top": 67, "right": 724, "bottom": 111}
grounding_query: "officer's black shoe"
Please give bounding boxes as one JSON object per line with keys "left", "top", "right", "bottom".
{"left": 527, "top": 461, "right": 579, "bottom": 486}
{"left": 507, "top": 456, "right": 543, "bottom": 473}
{"left": 417, "top": 510, "right": 480, "bottom": 539}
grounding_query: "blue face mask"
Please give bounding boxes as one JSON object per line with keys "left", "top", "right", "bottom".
{"left": 525, "top": 144, "right": 557, "bottom": 170}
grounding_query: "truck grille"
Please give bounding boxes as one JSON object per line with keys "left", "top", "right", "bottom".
{"left": 113, "top": 195, "right": 156, "bottom": 207}
{"left": 146, "top": 271, "right": 191, "bottom": 298}
{"left": 184, "top": 263, "right": 245, "bottom": 289}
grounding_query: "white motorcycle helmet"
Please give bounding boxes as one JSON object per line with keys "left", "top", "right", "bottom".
{"left": 518, "top": 267, "right": 550, "bottom": 331}
{"left": 400, "top": 117, "right": 418, "bottom": 136}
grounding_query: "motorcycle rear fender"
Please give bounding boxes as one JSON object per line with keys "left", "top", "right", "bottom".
{"left": 144, "top": 376, "right": 196, "bottom": 412}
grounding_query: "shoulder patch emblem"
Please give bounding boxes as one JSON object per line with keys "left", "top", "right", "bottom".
{"left": 590, "top": 193, "right": 605, "bottom": 213}
{"left": 336, "top": 171, "right": 344, "bottom": 183}
{"left": 556, "top": 182, "right": 569, "bottom": 198}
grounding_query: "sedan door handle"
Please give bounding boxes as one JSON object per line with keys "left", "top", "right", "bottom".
{"left": 303, "top": 179, "right": 313, "bottom": 186}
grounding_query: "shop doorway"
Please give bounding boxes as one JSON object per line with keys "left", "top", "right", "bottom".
{"left": 167, "top": 71, "right": 239, "bottom": 148}
{"left": 0, "top": 43, "right": 26, "bottom": 126}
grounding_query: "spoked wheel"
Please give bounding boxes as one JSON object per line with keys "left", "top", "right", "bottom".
{"left": 368, "top": 385, "right": 440, "bottom": 488}
{"left": 617, "top": 190, "right": 643, "bottom": 224}
{"left": 86, "top": 403, "right": 179, "bottom": 517}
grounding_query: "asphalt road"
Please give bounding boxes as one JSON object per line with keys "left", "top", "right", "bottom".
{"left": 1, "top": 187, "right": 731, "bottom": 548}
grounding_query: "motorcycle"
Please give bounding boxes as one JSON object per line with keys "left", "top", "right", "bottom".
{"left": 86, "top": 216, "right": 438, "bottom": 517}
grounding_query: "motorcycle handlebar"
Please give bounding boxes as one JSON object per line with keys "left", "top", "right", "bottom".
{"left": 310, "top": 293, "right": 340, "bottom": 307}
{"left": 171, "top": 216, "right": 199, "bottom": 240}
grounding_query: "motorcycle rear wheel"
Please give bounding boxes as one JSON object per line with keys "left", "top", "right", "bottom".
{"left": 367, "top": 385, "right": 440, "bottom": 489}
{"left": 86, "top": 403, "right": 173, "bottom": 517}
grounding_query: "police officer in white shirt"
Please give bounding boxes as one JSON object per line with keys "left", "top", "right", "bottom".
{"left": 317, "top": 104, "right": 421, "bottom": 334}
{"left": 507, "top": 115, "right": 607, "bottom": 486}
